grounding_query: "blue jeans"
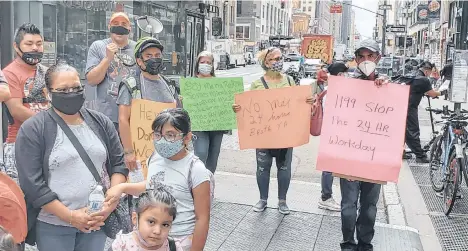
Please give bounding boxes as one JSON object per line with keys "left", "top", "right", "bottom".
{"left": 193, "top": 131, "right": 224, "bottom": 173}
{"left": 256, "top": 148, "right": 293, "bottom": 201}
{"left": 340, "top": 179, "right": 381, "bottom": 249}
{"left": 36, "top": 221, "right": 107, "bottom": 251}
{"left": 321, "top": 171, "right": 334, "bottom": 201}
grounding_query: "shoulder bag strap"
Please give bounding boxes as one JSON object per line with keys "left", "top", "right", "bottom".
{"left": 168, "top": 237, "right": 177, "bottom": 251}
{"left": 287, "top": 76, "right": 292, "bottom": 86}
{"left": 47, "top": 109, "right": 105, "bottom": 192}
{"left": 260, "top": 77, "right": 269, "bottom": 89}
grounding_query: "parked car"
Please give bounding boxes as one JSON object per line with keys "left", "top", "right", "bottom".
{"left": 285, "top": 53, "right": 302, "bottom": 62}
{"left": 303, "top": 59, "right": 322, "bottom": 78}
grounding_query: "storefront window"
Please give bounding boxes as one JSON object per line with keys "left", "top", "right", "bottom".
{"left": 133, "top": 2, "right": 185, "bottom": 76}
{"left": 57, "top": 6, "right": 88, "bottom": 78}
{"left": 43, "top": 4, "right": 57, "bottom": 67}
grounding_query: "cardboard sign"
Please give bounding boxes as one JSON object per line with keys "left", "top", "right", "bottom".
{"left": 130, "top": 99, "right": 176, "bottom": 177}
{"left": 316, "top": 76, "right": 410, "bottom": 183}
{"left": 181, "top": 77, "right": 244, "bottom": 131}
{"left": 235, "top": 86, "right": 311, "bottom": 149}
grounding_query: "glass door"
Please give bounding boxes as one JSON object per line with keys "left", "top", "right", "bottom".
{"left": 185, "top": 13, "right": 204, "bottom": 77}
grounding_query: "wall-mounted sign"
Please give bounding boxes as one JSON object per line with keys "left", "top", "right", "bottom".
{"left": 427, "top": 0, "right": 441, "bottom": 19}
{"left": 212, "top": 17, "right": 222, "bottom": 37}
{"left": 417, "top": 5, "right": 429, "bottom": 23}
{"left": 62, "top": 0, "right": 116, "bottom": 11}
{"left": 330, "top": 4, "right": 342, "bottom": 14}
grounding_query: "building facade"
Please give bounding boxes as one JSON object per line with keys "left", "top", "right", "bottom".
{"left": 0, "top": 0, "right": 206, "bottom": 78}
{"left": 236, "top": 0, "right": 292, "bottom": 49}
{"left": 315, "top": 0, "right": 331, "bottom": 35}
{"left": 340, "top": 0, "right": 352, "bottom": 46}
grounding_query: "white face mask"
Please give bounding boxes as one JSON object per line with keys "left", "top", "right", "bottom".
{"left": 198, "top": 63, "right": 212, "bottom": 75}
{"left": 358, "top": 60, "right": 377, "bottom": 76}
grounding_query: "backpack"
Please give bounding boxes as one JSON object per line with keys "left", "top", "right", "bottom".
{"left": 118, "top": 68, "right": 181, "bottom": 107}
{"left": 147, "top": 154, "right": 215, "bottom": 206}
{"left": 0, "top": 172, "right": 27, "bottom": 244}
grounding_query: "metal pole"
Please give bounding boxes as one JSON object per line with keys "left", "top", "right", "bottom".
{"left": 403, "top": 5, "right": 409, "bottom": 75}
{"left": 382, "top": 0, "right": 387, "bottom": 56}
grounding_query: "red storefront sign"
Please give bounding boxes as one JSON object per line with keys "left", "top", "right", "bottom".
{"left": 330, "top": 4, "right": 343, "bottom": 13}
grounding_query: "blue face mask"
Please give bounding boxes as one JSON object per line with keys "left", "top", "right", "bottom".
{"left": 153, "top": 138, "right": 185, "bottom": 158}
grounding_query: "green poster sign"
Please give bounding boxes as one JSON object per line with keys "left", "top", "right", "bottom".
{"left": 181, "top": 77, "right": 244, "bottom": 131}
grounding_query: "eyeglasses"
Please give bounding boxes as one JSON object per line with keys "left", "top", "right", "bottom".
{"left": 50, "top": 85, "right": 84, "bottom": 94}
{"left": 153, "top": 132, "right": 185, "bottom": 142}
{"left": 268, "top": 56, "right": 283, "bottom": 62}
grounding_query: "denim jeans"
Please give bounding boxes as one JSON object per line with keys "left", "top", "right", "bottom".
{"left": 256, "top": 148, "right": 293, "bottom": 201}
{"left": 321, "top": 171, "right": 334, "bottom": 201}
{"left": 36, "top": 221, "right": 107, "bottom": 251}
{"left": 340, "top": 178, "right": 381, "bottom": 249}
{"left": 193, "top": 131, "right": 224, "bottom": 173}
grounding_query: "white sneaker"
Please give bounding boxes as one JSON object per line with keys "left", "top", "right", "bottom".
{"left": 318, "top": 197, "right": 341, "bottom": 211}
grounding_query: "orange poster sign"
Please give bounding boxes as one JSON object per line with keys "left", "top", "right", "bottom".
{"left": 130, "top": 99, "right": 176, "bottom": 177}
{"left": 235, "top": 86, "right": 311, "bottom": 150}
{"left": 301, "top": 35, "right": 333, "bottom": 64}
{"left": 316, "top": 76, "right": 410, "bottom": 183}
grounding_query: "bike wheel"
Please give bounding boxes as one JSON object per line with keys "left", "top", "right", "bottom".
{"left": 429, "top": 135, "right": 445, "bottom": 192}
{"left": 444, "top": 150, "right": 461, "bottom": 216}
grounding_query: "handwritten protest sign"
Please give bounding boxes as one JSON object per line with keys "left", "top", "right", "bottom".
{"left": 235, "top": 86, "right": 311, "bottom": 149}
{"left": 130, "top": 99, "right": 176, "bottom": 177}
{"left": 181, "top": 77, "right": 244, "bottom": 131}
{"left": 316, "top": 76, "right": 410, "bottom": 183}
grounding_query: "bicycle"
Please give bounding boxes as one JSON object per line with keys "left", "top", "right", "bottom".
{"left": 427, "top": 104, "right": 468, "bottom": 216}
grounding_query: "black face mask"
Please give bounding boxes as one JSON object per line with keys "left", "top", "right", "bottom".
{"left": 110, "top": 26, "right": 130, "bottom": 35}
{"left": 18, "top": 47, "right": 43, "bottom": 65}
{"left": 143, "top": 58, "right": 164, "bottom": 75}
{"left": 51, "top": 91, "right": 85, "bottom": 115}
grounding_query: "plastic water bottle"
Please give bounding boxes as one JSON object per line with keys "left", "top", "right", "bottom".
{"left": 87, "top": 185, "right": 105, "bottom": 214}
{"left": 129, "top": 161, "right": 144, "bottom": 183}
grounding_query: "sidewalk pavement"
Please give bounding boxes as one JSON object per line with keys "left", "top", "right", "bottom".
{"left": 206, "top": 172, "right": 423, "bottom": 251}
{"left": 209, "top": 130, "right": 425, "bottom": 250}
{"left": 399, "top": 97, "right": 468, "bottom": 251}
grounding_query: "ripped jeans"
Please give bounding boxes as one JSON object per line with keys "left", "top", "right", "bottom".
{"left": 256, "top": 148, "right": 293, "bottom": 201}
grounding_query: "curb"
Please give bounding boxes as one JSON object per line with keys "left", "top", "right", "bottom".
{"left": 382, "top": 182, "right": 407, "bottom": 226}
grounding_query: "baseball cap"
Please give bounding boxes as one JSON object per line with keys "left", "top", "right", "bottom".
{"left": 135, "top": 37, "right": 164, "bottom": 58}
{"left": 109, "top": 12, "right": 130, "bottom": 24}
{"left": 355, "top": 39, "right": 380, "bottom": 54}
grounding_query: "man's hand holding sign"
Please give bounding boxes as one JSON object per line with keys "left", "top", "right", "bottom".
{"left": 316, "top": 76, "right": 409, "bottom": 183}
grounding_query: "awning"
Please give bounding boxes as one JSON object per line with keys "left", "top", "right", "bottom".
{"left": 269, "top": 35, "right": 294, "bottom": 40}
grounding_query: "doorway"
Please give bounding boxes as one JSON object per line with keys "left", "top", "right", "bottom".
{"left": 185, "top": 11, "right": 204, "bottom": 77}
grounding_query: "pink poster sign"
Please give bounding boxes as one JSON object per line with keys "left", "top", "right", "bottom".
{"left": 316, "top": 76, "right": 410, "bottom": 183}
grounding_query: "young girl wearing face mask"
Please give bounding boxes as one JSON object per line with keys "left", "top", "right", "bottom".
{"left": 192, "top": 51, "right": 226, "bottom": 174}
{"left": 231, "top": 47, "right": 314, "bottom": 215}
{"left": 106, "top": 108, "right": 211, "bottom": 251}
{"left": 111, "top": 185, "right": 183, "bottom": 251}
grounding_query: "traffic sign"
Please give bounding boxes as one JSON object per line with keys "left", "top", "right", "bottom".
{"left": 379, "top": 4, "right": 392, "bottom": 10}
{"left": 385, "top": 25, "right": 406, "bottom": 33}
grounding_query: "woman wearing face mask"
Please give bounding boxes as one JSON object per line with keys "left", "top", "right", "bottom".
{"left": 105, "top": 108, "right": 212, "bottom": 251}
{"left": 191, "top": 51, "right": 225, "bottom": 174}
{"left": 14, "top": 63, "right": 129, "bottom": 251}
{"left": 117, "top": 37, "right": 181, "bottom": 171}
{"left": 232, "top": 47, "right": 314, "bottom": 215}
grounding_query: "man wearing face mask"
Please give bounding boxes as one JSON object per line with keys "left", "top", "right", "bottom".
{"left": 86, "top": 12, "right": 137, "bottom": 131}
{"left": 339, "top": 40, "right": 388, "bottom": 251}
{"left": 117, "top": 37, "right": 181, "bottom": 171}
{"left": 2, "top": 23, "right": 50, "bottom": 184}
{"left": 399, "top": 61, "right": 446, "bottom": 162}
